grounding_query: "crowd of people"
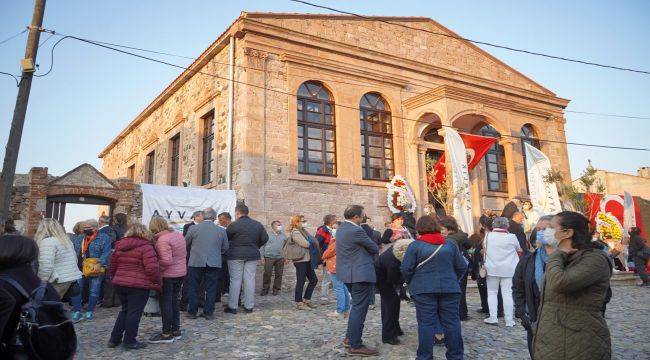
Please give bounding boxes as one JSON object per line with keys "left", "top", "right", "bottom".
{"left": 0, "top": 197, "right": 648, "bottom": 359}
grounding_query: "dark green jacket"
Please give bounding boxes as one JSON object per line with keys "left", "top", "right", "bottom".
{"left": 533, "top": 248, "right": 612, "bottom": 360}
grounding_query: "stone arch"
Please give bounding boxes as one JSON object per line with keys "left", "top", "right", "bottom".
{"left": 449, "top": 109, "right": 508, "bottom": 135}
{"left": 410, "top": 111, "right": 445, "bottom": 141}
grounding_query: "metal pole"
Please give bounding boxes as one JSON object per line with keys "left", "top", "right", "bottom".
{"left": 0, "top": 0, "right": 47, "bottom": 220}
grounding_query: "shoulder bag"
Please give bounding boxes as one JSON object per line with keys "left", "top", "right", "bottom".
{"left": 281, "top": 231, "right": 308, "bottom": 261}
{"left": 416, "top": 244, "right": 444, "bottom": 269}
{"left": 479, "top": 233, "right": 489, "bottom": 278}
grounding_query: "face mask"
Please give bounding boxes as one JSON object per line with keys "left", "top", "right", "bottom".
{"left": 302, "top": 222, "right": 309, "bottom": 228}
{"left": 276, "top": 225, "right": 283, "bottom": 231}
{"left": 83, "top": 229, "right": 94, "bottom": 236}
{"left": 542, "top": 227, "right": 559, "bottom": 247}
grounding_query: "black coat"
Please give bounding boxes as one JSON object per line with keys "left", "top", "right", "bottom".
{"left": 226, "top": 216, "right": 269, "bottom": 261}
{"left": 182, "top": 222, "right": 195, "bottom": 237}
{"left": 509, "top": 220, "right": 528, "bottom": 250}
{"left": 0, "top": 264, "right": 59, "bottom": 358}
{"left": 512, "top": 251, "right": 540, "bottom": 324}
{"left": 375, "top": 248, "right": 403, "bottom": 288}
{"left": 629, "top": 235, "right": 647, "bottom": 259}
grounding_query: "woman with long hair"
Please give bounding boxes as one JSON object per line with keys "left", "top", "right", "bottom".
{"left": 147, "top": 216, "right": 186, "bottom": 344}
{"left": 533, "top": 211, "right": 612, "bottom": 360}
{"left": 288, "top": 215, "right": 319, "bottom": 310}
{"left": 34, "top": 218, "right": 83, "bottom": 297}
{"left": 108, "top": 223, "right": 162, "bottom": 350}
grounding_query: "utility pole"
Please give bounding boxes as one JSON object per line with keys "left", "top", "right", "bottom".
{"left": 0, "top": 0, "right": 46, "bottom": 220}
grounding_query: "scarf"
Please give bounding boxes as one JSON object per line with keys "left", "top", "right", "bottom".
{"left": 534, "top": 246, "right": 549, "bottom": 291}
{"left": 81, "top": 231, "right": 98, "bottom": 257}
{"left": 417, "top": 233, "right": 445, "bottom": 245}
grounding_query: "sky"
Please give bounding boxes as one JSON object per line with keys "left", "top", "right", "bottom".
{"left": 1, "top": 0, "right": 649, "bottom": 182}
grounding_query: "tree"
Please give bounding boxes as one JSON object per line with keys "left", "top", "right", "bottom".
{"left": 543, "top": 160, "right": 605, "bottom": 216}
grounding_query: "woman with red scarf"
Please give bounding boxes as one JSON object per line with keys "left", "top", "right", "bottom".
{"left": 401, "top": 216, "right": 468, "bottom": 360}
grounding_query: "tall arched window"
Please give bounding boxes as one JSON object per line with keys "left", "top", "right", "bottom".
{"left": 479, "top": 124, "right": 508, "bottom": 192}
{"left": 360, "top": 93, "right": 394, "bottom": 180}
{"left": 521, "top": 123, "right": 540, "bottom": 194}
{"left": 297, "top": 81, "right": 336, "bottom": 175}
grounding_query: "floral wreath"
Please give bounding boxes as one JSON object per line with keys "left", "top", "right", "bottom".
{"left": 595, "top": 211, "right": 623, "bottom": 242}
{"left": 386, "top": 175, "right": 417, "bottom": 214}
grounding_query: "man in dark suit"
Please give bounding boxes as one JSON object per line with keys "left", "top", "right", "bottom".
{"left": 336, "top": 205, "right": 380, "bottom": 356}
{"left": 183, "top": 211, "right": 203, "bottom": 236}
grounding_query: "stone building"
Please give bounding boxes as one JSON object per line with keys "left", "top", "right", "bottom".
{"left": 99, "top": 12, "right": 571, "bottom": 228}
{"left": 572, "top": 167, "right": 650, "bottom": 200}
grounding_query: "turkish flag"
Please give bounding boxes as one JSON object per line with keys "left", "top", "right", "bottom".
{"left": 430, "top": 133, "right": 496, "bottom": 185}
{"left": 584, "top": 193, "right": 646, "bottom": 238}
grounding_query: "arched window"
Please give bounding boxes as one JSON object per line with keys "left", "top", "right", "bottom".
{"left": 521, "top": 124, "right": 540, "bottom": 149}
{"left": 360, "top": 93, "right": 394, "bottom": 180}
{"left": 479, "top": 124, "right": 508, "bottom": 192}
{"left": 521, "top": 123, "right": 540, "bottom": 194}
{"left": 297, "top": 81, "right": 336, "bottom": 175}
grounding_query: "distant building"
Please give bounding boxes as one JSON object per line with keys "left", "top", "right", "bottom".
{"left": 99, "top": 12, "right": 572, "bottom": 227}
{"left": 573, "top": 167, "right": 650, "bottom": 200}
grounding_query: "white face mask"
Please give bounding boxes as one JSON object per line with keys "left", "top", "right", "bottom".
{"left": 276, "top": 225, "right": 283, "bottom": 231}
{"left": 302, "top": 222, "right": 309, "bottom": 228}
{"left": 543, "top": 227, "right": 560, "bottom": 247}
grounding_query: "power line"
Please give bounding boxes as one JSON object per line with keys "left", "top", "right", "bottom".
{"left": 37, "top": 33, "right": 646, "bottom": 152}
{"left": 0, "top": 71, "right": 20, "bottom": 87}
{"left": 30, "top": 31, "right": 650, "bottom": 122}
{"left": 289, "top": 0, "right": 650, "bottom": 76}
{"left": 0, "top": 29, "right": 27, "bottom": 45}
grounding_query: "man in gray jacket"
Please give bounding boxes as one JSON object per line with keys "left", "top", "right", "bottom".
{"left": 260, "top": 220, "right": 288, "bottom": 296}
{"left": 184, "top": 207, "right": 229, "bottom": 319}
{"left": 336, "top": 205, "right": 379, "bottom": 356}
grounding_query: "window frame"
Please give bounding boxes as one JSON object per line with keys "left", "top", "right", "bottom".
{"left": 169, "top": 134, "right": 181, "bottom": 186}
{"left": 296, "top": 81, "right": 336, "bottom": 176}
{"left": 201, "top": 111, "right": 215, "bottom": 185}
{"left": 126, "top": 164, "right": 135, "bottom": 181}
{"left": 145, "top": 150, "right": 155, "bottom": 184}
{"left": 360, "top": 93, "right": 394, "bottom": 181}
{"left": 479, "top": 125, "right": 508, "bottom": 193}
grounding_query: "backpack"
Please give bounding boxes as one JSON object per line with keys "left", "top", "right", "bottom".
{"left": 0, "top": 276, "right": 77, "bottom": 360}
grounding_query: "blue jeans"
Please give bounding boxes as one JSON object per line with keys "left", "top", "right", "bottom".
{"left": 329, "top": 273, "right": 350, "bottom": 313}
{"left": 345, "top": 282, "right": 374, "bottom": 349}
{"left": 412, "top": 293, "right": 464, "bottom": 360}
{"left": 72, "top": 275, "right": 104, "bottom": 312}
{"left": 187, "top": 266, "right": 220, "bottom": 316}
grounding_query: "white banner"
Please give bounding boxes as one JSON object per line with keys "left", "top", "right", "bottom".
{"left": 622, "top": 191, "right": 636, "bottom": 232}
{"left": 524, "top": 143, "right": 561, "bottom": 214}
{"left": 445, "top": 128, "right": 474, "bottom": 235}
{"left": 140, "top": 184, "right": 236, "bottom": 232}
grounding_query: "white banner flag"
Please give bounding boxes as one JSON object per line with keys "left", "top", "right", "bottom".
{"left": 524, "top": 143, "right": 561, "bottom": 214}
{"left": 445, "top": 128, "right": 474, "bottom": 235}
{"left": 623, "top": 191, "right": 637, "bottom": 232}
{"left": 140, "top": 184, "right": 236, "bottom": 232}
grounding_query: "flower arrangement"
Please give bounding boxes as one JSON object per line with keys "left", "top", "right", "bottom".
{"left": 387, "top": 175, "right": 417, "bottom": 214}
{"left": 596, "top": 211, "right": 623, "bottom": 241}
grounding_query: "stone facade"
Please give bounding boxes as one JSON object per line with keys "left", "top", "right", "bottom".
{"left": 572, "top": 168, "right": 650, "bottom": 200}
{"left": 100, "top": 13, "right": 571, "bottom": 229}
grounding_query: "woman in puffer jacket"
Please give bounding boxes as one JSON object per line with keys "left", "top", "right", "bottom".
{"left": 108, "top": 223, "right": 162, "bottom": 350}
{"left": 34, "top": 218, "right": 82, "bottom": 297}
{"left": 148, "top": 216, "right": 187, "bottom": 344}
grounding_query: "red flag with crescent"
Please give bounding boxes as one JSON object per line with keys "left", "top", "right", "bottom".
{"left": 430, "top": 133, "right": 496, "bottom": 185}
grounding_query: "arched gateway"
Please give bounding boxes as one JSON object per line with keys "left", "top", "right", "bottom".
{"left": 15, "top": 164, "right": 135, "bottom": 236}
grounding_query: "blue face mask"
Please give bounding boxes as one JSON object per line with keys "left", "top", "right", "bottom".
{"left": 537, "top": 229, "right": 546, "bottom": 245}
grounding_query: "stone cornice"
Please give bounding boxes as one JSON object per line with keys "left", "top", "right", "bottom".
{"left": 240, "top": 18, "right": 570, "bottom": 109}
{"left": 279, "top": 52, "right": 409, "bottom": 88}
{"left": 164, "top": 113, "right": 186, "bottom": 135}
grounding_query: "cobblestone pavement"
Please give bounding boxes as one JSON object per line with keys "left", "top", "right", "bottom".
{"left": 75, "top": 266, "right": 650, "bottom": 359}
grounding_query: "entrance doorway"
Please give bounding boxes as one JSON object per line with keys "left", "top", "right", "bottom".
{"left": 46, "top": 195, "right": 115, "bottom": 229}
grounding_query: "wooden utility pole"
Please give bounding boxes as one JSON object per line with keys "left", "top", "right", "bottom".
{"left": 0, "top": 0, "right": 46, "bottom": 220}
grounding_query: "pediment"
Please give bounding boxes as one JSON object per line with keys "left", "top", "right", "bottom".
{"left": 247, "top": 13, "right": 554, "bottom": 95}
{"left": 50, "top": 163, "right": 118, "bottom": 189}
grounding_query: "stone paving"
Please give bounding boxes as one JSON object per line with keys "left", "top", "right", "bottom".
{"left": 75, "top": 266, "right": 650, "bottom": 359}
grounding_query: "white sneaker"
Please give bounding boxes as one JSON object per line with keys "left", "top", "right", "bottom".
{"left": 326, "top": 311, "right": 342, "bottom": 317}
{"left": 505, "top": 320, "right": 516, "bottom": 327}
{"left": 483, "top": 317, "right": 498, "bottom": 325}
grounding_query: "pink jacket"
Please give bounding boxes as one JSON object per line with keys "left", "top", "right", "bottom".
{"left": 155, "top": 230, "right": 187, "bottom": 278}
